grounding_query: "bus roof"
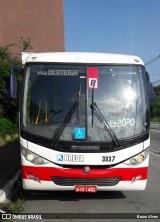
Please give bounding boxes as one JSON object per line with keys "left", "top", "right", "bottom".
{"left": 22, "top": 52, "right": 144, "bottom": 66}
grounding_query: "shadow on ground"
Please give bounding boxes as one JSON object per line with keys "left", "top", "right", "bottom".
{"left": 0, "top": 144, "right": 21, "bottom": 188}
{"left": 26, "top": 190, "right": 126, "bottom": 201}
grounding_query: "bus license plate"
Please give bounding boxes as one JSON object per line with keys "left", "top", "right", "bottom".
{"left": 75, "top": 185, "right": 97, "bottom": 193}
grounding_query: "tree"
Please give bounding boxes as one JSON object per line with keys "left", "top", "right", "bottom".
{"left": 0, "top": 45, "right": 20, "bottom": 120}
{"left": 150, "top": 85, "right": 160, "bottom": 120}
{"left": 0, "top": 38, "right": 33, "bottom": 121}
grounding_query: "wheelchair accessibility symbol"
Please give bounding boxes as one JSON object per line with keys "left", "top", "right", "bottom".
{"left": 74, "top": 128, "right": 85, "bottom": 140}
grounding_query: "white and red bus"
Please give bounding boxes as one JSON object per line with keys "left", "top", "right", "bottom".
{"left": 8, "top": 52, "right": 151, "bottom": 192}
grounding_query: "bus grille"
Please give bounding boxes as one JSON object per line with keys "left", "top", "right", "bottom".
{"left": 50, "top": 176, "right": 121, "bottom": 187}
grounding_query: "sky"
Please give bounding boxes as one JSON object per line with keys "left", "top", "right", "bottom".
{"left": 64, "top": 0, "right": 160, "bottom": 83}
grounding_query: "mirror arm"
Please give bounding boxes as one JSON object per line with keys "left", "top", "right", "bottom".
{"left": 10, "top": 66, "right": 23, "bottom": 75}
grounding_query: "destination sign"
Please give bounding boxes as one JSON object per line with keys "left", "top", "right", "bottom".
{"left": 37, "top": 69, "right": 78, "bottom": 76}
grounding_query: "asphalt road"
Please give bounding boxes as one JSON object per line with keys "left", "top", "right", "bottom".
{"left": 18, "top": 130, "right": 160, "bottom": 222}
{"left": 150, "top": 129, "right": 160, "bottom": 153}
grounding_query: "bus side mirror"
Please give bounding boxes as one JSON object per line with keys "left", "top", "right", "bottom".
{"left": 6, "top": 66, "right": 22, "bottom": 99}
{"left": 6, "top": 74, "right": 17, "bottom": 99}
{"left": 149, "top": 82, "right": 154, "bottom": 101}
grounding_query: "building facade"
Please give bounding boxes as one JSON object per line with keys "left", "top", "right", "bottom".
{"left": 0, "top": 0, "right": 64, "bottom": 53}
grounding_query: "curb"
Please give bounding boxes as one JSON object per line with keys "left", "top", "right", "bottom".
{"left": 150, "top": 148, "right": 160, "bottom": 155}
{"left": 150, "top": 127, "right": 160, "bottom": 130}
{"left": 150, "top": 123, "right": 160, "bottom": 130}
{"left": 0, "top": 170, "right": 21, "bottom": 203}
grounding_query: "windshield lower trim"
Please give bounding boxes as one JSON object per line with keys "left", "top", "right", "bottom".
{"left": 21, "top": 130, "right": 149, "bottom": 153}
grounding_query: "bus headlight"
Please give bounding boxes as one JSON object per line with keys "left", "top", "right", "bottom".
{"left": 124, "top": 148, "right": 149, "bottom": 166}
{"left": 129, "top": 158, "right": 137, "bottom": 165}
{"left": 21, "top": 146, "right": 49, "bottom": 165}
{"left": 137, "top": 155, "right": 144, "bottom": 163}
{"left": 21, "top": 148, "right": 27, "bottom": 156}
{"left": 34, "top": 157, "right": 43, "bottom": 165}
{"left": 26, "top": 153, "right": 35, "bottom": 162}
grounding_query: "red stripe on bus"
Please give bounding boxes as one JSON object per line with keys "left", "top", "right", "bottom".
{"left": 22, "top": 166, "right": 148, "bottom": 181}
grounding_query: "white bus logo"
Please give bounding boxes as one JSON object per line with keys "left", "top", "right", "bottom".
{"left": 89, "top": 78, "right": 98, "bottom": 89}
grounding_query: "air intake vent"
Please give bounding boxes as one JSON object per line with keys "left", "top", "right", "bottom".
{"left": 51, "top": 176, "right": 121, "bottom": 187}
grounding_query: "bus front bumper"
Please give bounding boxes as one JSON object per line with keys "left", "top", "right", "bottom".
{"left": 22, "top": 165, "right": 148, "bottom": 191}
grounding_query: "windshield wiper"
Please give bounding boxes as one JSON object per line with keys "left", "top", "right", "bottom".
{"left": 90, "top": 89, "right": 120, "bottom": 148}
{"left": 77, "top": 83, "right": 82, "bottom": 124}
{"left": 51, "top": 99, "right": 79, "bottom": 147}
{"left": 51, "top": 84, "right": 81, "bottom": 147}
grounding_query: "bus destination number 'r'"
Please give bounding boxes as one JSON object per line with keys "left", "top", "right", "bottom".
{"left": 102, "top": 156, "right": 115, "bottom": 162}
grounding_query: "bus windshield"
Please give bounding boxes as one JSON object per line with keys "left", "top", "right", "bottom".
{"left": 22, "top": 64, "right": 149, "bottom": 146}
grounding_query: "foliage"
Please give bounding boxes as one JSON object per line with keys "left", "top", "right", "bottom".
{"left": 0, "top": 44, "right": 13, "bottom": 60}
{"left": 0, "top": 51, "right": 20, "bottom": 121}
{"left": 6, "top": 136, "right": 19, "bottom": 145}
{"left": 0, "top": 188, "right": 28, "bottom": 222}
{"left": 0, "top": 38, "right": 33, "bottom": 122}
{"left": 150, "top": 117, "right": 160, "bottom": 122}
{"left": 10, "top": 194, "right": 25, "bottom": 214}
{"left": 0, "top": 38, "right": 33, "bottom": 138}
{"left": 15, "top": 36, "right": 33, "bottom": 52}
{"left": 150, "top": 86, "right": 160, "bottom": 119}
{"left": 153, "top": 85, "right": 160, "bottom": 96}
{"left": 0, "top": 118, "right": 18, "bottom": 139}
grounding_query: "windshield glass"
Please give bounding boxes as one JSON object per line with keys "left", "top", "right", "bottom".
{"left": 22, "top": 64, "right": 149, "bottom": 144}
{"left": 23, "top": 64, "right": 86, "bottom": 141}
{"left": 87, "top": 66, "right": 149, "bottom": 141}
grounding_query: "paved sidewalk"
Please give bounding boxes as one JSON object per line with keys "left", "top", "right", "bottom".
{"left": 0, "top": 144, "right": 21, "bottom": 195}
{"left": 150, "top": 122, "right": 160, "bottom": 130}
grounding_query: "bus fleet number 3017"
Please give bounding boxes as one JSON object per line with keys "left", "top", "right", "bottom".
{"left": 102, "top": 156, "right": 115, "bottom": 162}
